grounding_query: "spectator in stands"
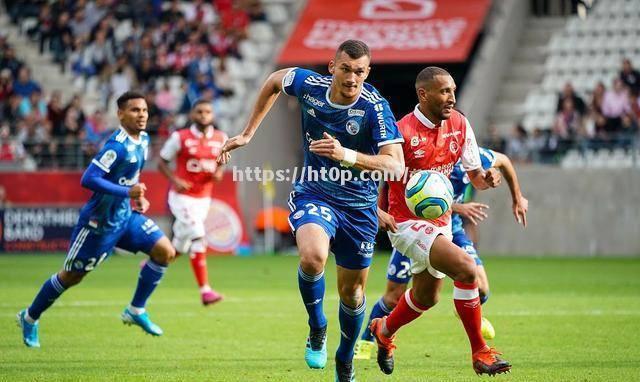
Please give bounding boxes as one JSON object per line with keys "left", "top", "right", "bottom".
{"left": 104, "top": 56, "right": 136, "bottom": 108}
{"left": 246, "top": 0, "right": 268, "bottom": 22}
{"left": 48, "top": 11, "right": 73, "bottom": 70}
{"left": 70, "top": 7, "right": 94, "bottom": 41}
{"left": 0, "top": 69, "right": 13, "bottom": 103}
{"left": 86, "top": 29, "right": 115, "bottom": 75}
{"left": 155, "top": 83, "right": 177, "bottom": 114}
{"left": 1, "top": 93, "right": 22, "bottom": 128}
{"left": 47, "top": 91, "right": 66, "bottom": 137}
{"left": 18, "top": 89, "right": 47, "bottom": 123}
{"left": 619, "top": 113, "right": 638, "bottom": 149}
{"left": 602, "top": 78, "right": 631, "bottom": 134}
{"left": 12, "top": 67, "right": 41, "bottom": 98}
{"left": 619, "top": 58, "right": 640, "bottom": 94}
{"left": 162, "top": 0, "right": 185, "bottom": 24}
{"left": 187, "top": 45, "right": 215, "bottom": 83}
{"left": 483, "top": 125, "right": 507, "bottom": 153}
{"left": 553, "top": 98, "right": 583, "bottom": 141}
{"left": 0, "top": 123, "right": 25, "bottom": 163}
{"left": 556, "top": 82, "right": 586, "bottom": 116}
{"left": 0, "top": 46, "right": 23, "bottom": 77}
{"left": 590, "top": 81, "right": 606, "bottom": 115}
{"left": 506, "top": 124, "right": 531, "bottom": 163}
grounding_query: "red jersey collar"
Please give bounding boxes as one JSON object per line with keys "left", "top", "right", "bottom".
{"left": 190, "top": 124, "right": 214, "bottom": 138}
{"left": 413, "top": 104, "right": 438, "bottom": 129}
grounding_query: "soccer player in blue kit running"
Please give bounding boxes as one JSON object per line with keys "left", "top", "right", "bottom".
{"left": 17, "top": 91, "right": 176, "bottom": 348}
{"left": 219, "top": 40, "right": 404, "bottom": 381}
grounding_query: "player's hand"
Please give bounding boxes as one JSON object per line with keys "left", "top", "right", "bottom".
{"left": 512, "top": 195, "right": 528, "bottom": 227}
{"left": 133, "top": 196, "right": 150, "bottom": 214}
{"left": 213, "top": 171, "right": 224, "bottom": 182}
{"left": 377, "top": 208, "right": 398, "bottom": 233}
{"left": 309, "top": 132, "right": 345, "bottom": 162}
{"left": 128, "top": 183, "right": 146, "bottom": 199}
{"left": 484, "top": 168, "right": 501, "bottom": 188}
{"left": 455, "top": 202, "right": 489, "bottom": 225}
{"left": 173, "top": 177, "right": 192, "bottom": 192}
{"left": 218, "top": 134, "right": 250, "bottom": 164}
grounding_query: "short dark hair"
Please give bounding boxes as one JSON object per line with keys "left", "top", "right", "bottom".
{"left": 415, "top": 66, "right": 451, "bottom": 89}
{"left": 336, "top": 40, "right": 371, "bottom": 60}
{"left": 191, "top": 99, "right": 212, "bottom": 109}
{"left": 116, "top": 91, "right": 146, "bottom": 110}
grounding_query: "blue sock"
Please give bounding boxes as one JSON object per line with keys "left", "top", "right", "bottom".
{"left": 480, "top": 292, "right": 490, "bottom": 305}
{"left": 27, "top": 274, "right": 67, "bottom": 320}
{"left": 298, "top": 266, "right": 327, "bottom": 329}
{"left": 336, "top": 298, "right": 366, "bottom": 362}
{"left": 131, "top": 260, "right": 167, "bottom": 309}
{"left": 361, "top": 297, "right": 392, "bottom": 341}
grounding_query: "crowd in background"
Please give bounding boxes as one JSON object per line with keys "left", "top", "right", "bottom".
{"left": 486, "top": 58, "right": 640, "bottom": 163}
{"left": 1, "top": 0, "right": 263, "bottom": 168}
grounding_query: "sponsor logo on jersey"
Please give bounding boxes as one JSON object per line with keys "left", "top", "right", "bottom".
{"left": 346, "top": 119, "right": 360, "bottom": 135}
{"left": 425, "top": 226, "right": 434, "bottom": 234}
{"left": 186, "top": 158, "right": 218, "bottom": 173}
{"left": 450, "top": 141, "right": 459, "bottom": 154}
{"left": 348, "top": 108, "right": 365, "bottom": 117}
{"left": 99, "top": 150, "right": 117, "bottom": 169}
{"left": 118, "top": 171, "right": 140, "bottom": 186}
{"left": 358, "top": 241, "right": 375, "bottom": 258}
{"left": 410, "top": 136, "right": 419, "bottom": 147}
{"left": 414, "top": 149, "right": 425, "bottom": 158}
{"left": 293, "top": 210, "right": 305, "bottom": 219}
{"left": 442, "top": 131, "right": 462, "bottom": 138}
{"left": 283, "top": 70, "right": 296, "bottom": 87}
{"left": 374, "top": 103, "right": 387, "bottom": 139}
{"left": 303, "top": 93, "right": 325, "bottom": 107}
{"left": 307, "top": 108, "right": 316, "bottom": 117}
{"left": 129, "top": 155, "right": 138, "bottom": 163}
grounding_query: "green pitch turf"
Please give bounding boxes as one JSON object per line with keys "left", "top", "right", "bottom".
{"left": 0, "top": 254, "right": 639, "bottom": 381}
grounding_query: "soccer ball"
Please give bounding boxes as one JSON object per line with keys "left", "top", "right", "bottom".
{"left": 404, "top": 170, "right": 454, "bottom": 220}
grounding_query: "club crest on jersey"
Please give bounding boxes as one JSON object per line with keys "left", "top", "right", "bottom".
{"left": 346, "top": 119, "right": 360, "bottom": 135}
{"left": 410, "top": 136, "right": 419, "bottom": 147}
{"left": 292, "top": 210, "right": 305, "bottom": 220}
{"left": 450, "top": 141, "right": 459, "bottom": 154}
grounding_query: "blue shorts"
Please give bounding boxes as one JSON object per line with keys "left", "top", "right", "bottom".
{"left": 452, "top": 229, "right": 483, "bottom": 266}
{"left": 288, "top": 191, "right": 377, "bottom": 270}
{"left": 386, "top": 228, "right": 483, "bottom": 283}
{"left": 386, "top": 248, "right": 412, "bottom": 284}
{"left": 63, "top": 212, "right": 165, "bottom": 273}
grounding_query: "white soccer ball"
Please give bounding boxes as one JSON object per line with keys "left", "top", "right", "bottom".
{"left": 404, "top": 170, "right": 454, "bottom": 220}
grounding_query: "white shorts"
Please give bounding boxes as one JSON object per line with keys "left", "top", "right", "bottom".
{"left": 167, "top": 191, "right": 211, "bottom": 242}
{"left": 387, "top": 220, "right": 452, "bottom": 279}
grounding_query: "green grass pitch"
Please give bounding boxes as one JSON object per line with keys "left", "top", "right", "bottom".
{"left": 0, "top": 254, "right": 639, "bottom": 381}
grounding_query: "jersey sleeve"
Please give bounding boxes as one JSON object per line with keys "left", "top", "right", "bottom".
{"left": 159, "top": 131, "right": 181, "bottom": 161}
{"left": 281, "top": 67, "right": 315, "bottom": 97}
{"left": 370, "top": 100, "right": 404, "bottom": 147}
{"left": 461, "top": 117, "right": 481, "bottom": 171}
{"left": 91, "top": 140, "right": 124, "bottom": 173}
{"left": 479, "top": 147, "right": 497, "bottom": 170}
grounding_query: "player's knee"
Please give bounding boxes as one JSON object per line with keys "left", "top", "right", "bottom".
{"left": 298, "top": 247, "right": 325, "bottom": 274}
{"left": 338, "top": 284, "right": 364, "bottom": 308}
{"left": 454, "top": 255, "right": 477, "bottom": 284}
{"left": 150, "top": 240, "right": 176, "bottom": 266}
{"left": 412, "top": 287, "right": 439, "bottom": 308}
{"left": 58, "top": 270, "right": 86, "bottom": 288}
{"left": 384, "top": 284, "right": 407, "bottom": 308}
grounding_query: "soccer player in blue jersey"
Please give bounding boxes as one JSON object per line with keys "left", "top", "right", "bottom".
{"left": 17, "top": 91, "right": 176, "bottom": 348}
{"left": 355, "top": 147, "right": 527, "bottom": 359}
{"left": 219, "top": 40, "right": 404, "bottom": 381}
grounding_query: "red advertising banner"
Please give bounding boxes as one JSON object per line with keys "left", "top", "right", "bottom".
{"left": 278, "top": 0, "right": 491, "bottom": 65}
{"left": 0, "top": 171, "right": 248, "bottom": 252}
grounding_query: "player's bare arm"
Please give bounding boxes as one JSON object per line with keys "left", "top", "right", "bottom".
{"left": 309, "top": 134, "right": 404, "bottom": 177}
{"left": 493, "top": 152, "right": 528, "bottom": 227}
{"left": 466, "top": 167, "right": 501, "bottom": 190}
{"left": 377, "top": 208, "right": 398, "bottom": 233}
{"left": 452, "top": 202, "right": 489, "bottom": 225}
{"left": 218, "top": 68, "right": 293, "bottom": 164}
{"left": 213, "top": 165, "right": 224, "bottom": 182}
{"left": 158, "top": 159, "right": 192, "bottom": 192}
{"left": 133, "top": 196, "right": 150, "bottom": 214}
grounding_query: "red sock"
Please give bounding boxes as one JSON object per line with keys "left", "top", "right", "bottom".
{"left": 189, "top": 252, "right": 209, "bottom": 289}
{"left": 385, "top": 289, "right": 431, "bottom": 335}
{"left": 453, "top": 281, "right": 486, "bottom": 354}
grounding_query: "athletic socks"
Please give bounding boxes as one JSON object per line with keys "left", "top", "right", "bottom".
{"left": 336, "top": 298, "right": 366, "bottom": 362}
{"left": 453, "top": 281, "right": 486, "bottom": 354}
{"left": 189, "top": 252, "right": 209, "bottom": 289}
{"left": 130, "top": 259, "right": 167, "bottom": 309}
{"left": 26, "top": 274, "right": 67, "bottom": 321}
{"left": 361, "top": 297, "right": 392, "bottom": 341}
{"left": 385, "top": 289, "right": 430, "bottom": 335}
{"left": 297, "top": 266, "right": 327, "bottom": 329}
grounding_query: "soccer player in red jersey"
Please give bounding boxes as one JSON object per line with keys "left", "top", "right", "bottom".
{"left": 158, "top": 100, "right": 227, "bottom": 306}
{"left": 368, "top": 67, "right": 512, "bottom": 376}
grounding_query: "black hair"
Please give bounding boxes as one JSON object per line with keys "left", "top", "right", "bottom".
{"left": 191, "top": 99, "right": 212, "bottom": 109}
{"left": 336, "top": 40, "right": 371, "bottom": 60}
{"left": 116, "top": 91, "right": 146, "bottom": 110}
{"left": 415, "top": 66, "right": 450, "bottom": 89}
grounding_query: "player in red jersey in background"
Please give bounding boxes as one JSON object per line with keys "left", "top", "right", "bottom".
{"left": 369, "top": 67, "right": 512, "bottom": 376}
{"left": 158, "top": 100, "right": 227, "bottom": 306}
